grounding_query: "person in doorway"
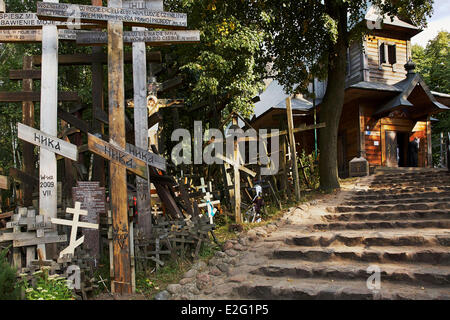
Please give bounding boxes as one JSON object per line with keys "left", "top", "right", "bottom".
{"left": 408, "top": 137, "right": 419, "bottom": 167}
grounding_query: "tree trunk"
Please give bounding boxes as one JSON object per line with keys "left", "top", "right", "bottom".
{"left": 318, "top": 3, "right": 348, "bottom": 190}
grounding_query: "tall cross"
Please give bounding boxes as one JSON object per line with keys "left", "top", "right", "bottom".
{"left": 128, "top": 0, "right": 162, "bottom": 241}
{"left": 51, "top": 202, "right": 99, "bottom": 258}
{"left": 36, "top": 0, "right": 195, "bottom": 294}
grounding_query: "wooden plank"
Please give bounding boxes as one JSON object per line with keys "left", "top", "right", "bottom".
{"left": 286, "top": 97, "right": 301, "bottom": 201}
{"left": 126, "top": 143, "right": 166, "bottom": 171}
{"left": 39, "top": 6, "right": 59, "bottom": 228}
{"left": 87, "top": 133, "right": 148, "bottom": 179}
{"left": 14, "top": 234, "right": 67, "bottom": 247}
{"left": 0, "top": 12, "right": 96, "bottom": 29}
{"left": 76, "top": 30, "right": 200, "bottom": 45}
{"left": 32, "top": 52, "right": 161, "bottom": 66}
{"left": 262, "top": 122, "right": 326, "bottom": 138}
{"left": 232, "top": 115, "right": 242, "bottom": 223}
{"left": 107, "top": 0, "right": 132, "bottom": 294}
{"left": 9, "top": 69, "right": 41, "bottom": 80}
{"left": 57, "top": 109, "right": 90, "bottom": 134}
{"left": 9, "top": 167, "right": 38, "bottom": 188}
{"left": 0, "top": 29, "right": 86, "bottom": 43}
{"left": 90, "top": 0, "right": 106, "bottom": 189}
{"left": 159, "top": 76, "right": 183, "bottom": 92}
{"left": 37, "top": 2, "right": 187, "bottom": 29}
{"left": 0, "top": 175, "right": 7, "bottom": 190}
{"left": 0, "top": 91, "right": 79, "bottom": 102}
{"left": 17, "top": 123, "right": 78, "bottom": 161}
{"left": 131, "top": 2, "right": 151, "bottom": 243}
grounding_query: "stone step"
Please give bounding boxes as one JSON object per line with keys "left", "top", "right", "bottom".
{"left": 313, "top": 219, "right": 450, "bottom": 231}
{"left": 233, "top": 275, "right": 450, "bottom": 300}
{"left": 285, "top": 229, "right": 450, "bottom": 247}
{"left": 273, "top": 246, "right": 450, "bottom": 265}
{"left": 373, "top": 172, "right": 450, "bottom": 179}
{"left": 251, "top": 260, "right": 450, "bottom": 286}
{"left": 355, "top": 186, "right": 450, "bottom": 195}
{"left": 351, "top": 191, "right": 450, "bottom": 201}
{"left": 324, "top": 210, "right": 450, "bottom": 222}
{"left": 344, "top": 197, "right": 450, "bottom": 206}
{"left": 333, "top": 202, "right": 450, "bottom": 213}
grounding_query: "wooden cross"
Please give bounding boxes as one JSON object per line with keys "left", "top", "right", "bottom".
{"left": 0, "top": 208, "right": 67, "bottom": 268}
{"left": 36, "top": 0, "right": 194, "bottom": 295}
{"left": 129, "top": 0, "right": 155, "bottom": 241}
{"left": 50, "top": 201, "right": 99, "bottom": 259}
{"left": 152, "top": 204, "right": 163, "bottom": 218}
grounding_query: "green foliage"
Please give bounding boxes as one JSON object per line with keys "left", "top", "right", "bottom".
{"left": 298, "top": 151, "right": 319, "bottom": 189}
{"left": 412, "top": 31, "right": 450, "bottom": 165}
{"left": 0, "top": 247, "right": 21, "bottom": 300}
{"left": 164, "top": 0, "right": 265, "bottom": 118}
{"left": 19, "top": 268, "right": 75, "bottom": 300}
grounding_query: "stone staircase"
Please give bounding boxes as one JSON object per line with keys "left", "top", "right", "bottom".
{"left": 233, "top": 168, "right": 450, "bottom": 299}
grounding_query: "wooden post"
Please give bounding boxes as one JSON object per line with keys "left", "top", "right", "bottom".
{"left": 22, "top": 56, "right": 35, "bottom": 207}
{"left": 130, "top": 1, "right": 153, "bottom": 241}
{"left": 108, "top": 0, "right": 132, "bottom": 294}
{"left": 286, "top": 97, "right": 301, "bottom": 201}
{"left": 91, "top": 0, "right": 106, "bottom": 188}
{"left": 427, "top": 115, "right": 432, "bottom": 168}
{"left": 39, "top": 0, "right": 59, "bottom": 259}
{"left": 232, "top": 115, "right": 242, "bottom": 223}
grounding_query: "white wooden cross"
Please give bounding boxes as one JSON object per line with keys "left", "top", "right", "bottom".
{"left": 51, "top": 201, "right": 99, "bottom": 259}
{"left": 197, "top": 179, "right": 220, "bottom": 224}
{"left": 196, "top": 178, "right": 208, "bottom": 193}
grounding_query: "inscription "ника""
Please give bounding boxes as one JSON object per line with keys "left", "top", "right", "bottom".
{"left": 34, "top": 133, "right": 61, "bottom": 151}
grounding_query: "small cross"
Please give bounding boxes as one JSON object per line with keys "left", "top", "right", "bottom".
{"left": 197, "top": 178, "right": 208, "bottom": 194}
{"left": 152, "top": 204, "right": 163, "bottom": 217}
{"left": 51, "top": 202, "right": 99, "bottom": 258}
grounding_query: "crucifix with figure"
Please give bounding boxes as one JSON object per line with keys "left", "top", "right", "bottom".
{"left": 36, "top": 0, "right": 199, "bottom": 294}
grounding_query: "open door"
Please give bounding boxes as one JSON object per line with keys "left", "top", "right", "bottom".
{"left": 337, "top": 132, "right": 347, "bottom": 177}
{"left": 385, "top": 130, "right": 398, "bottom": 167}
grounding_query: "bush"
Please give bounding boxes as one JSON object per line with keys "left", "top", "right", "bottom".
{"left": 0, "top": 247, "right": 21, "bottom": 300}
{"left": 20, "top": 268, "right": 75, "bottom": 300}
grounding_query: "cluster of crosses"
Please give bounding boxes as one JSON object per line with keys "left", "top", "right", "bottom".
{"left": 0, "top": 0, "right": 200, "bottom": 295}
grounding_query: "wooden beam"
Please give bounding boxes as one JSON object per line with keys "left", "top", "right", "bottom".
{"left": 286, "top": 97, "right": 301, "bottom": 201}
{"left": 39, "top": 1, "right": 59, "bottom": 234}
{"left": 32, "top": 51, "right": 161, "bottom": 66}
{"left": 87, "top": 133, "right": 148, "bottom": 179}
{"left": 37, "top": 2, "right": 187, "bottom": 29}
{"left": 21, "top": 56, "right": 36, "bottom": 207}
{"left": 0, "top": 12, "right": 96, "bottom": 29}
{"left": 0, "top": 91, "right": 79, "bottom": 102}
{"left": 9, "top": 69, "right": 42, "bottom": 80}
{"left": 262, "top": 122, "right": 326, "bottom": 138}
{"left": 90, "top": 0, "right": 106, "bottom": 188}
{"left": 232, "top": 115, "right": 242, "bottom": 223}
{"left": 131, "top": 2, "right": 152, "bottom": 240}
{"left": 9, "top": 168, "right": 39, "bottom": 189}
{"left": 107, "top": 0, "right": 132, "bottom": 294}
{"left": 76, "top": 30, "right": 200, "bottom": 46}
{"left": 18, "top": 123, "right": 78, "bottom": 161}
{"left": 57, "top": 109, "right": 90, "bottom": 134}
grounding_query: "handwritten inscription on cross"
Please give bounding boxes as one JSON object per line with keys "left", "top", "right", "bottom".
{"left": 51, "top": 201, "right": 99, "bottom": 258}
